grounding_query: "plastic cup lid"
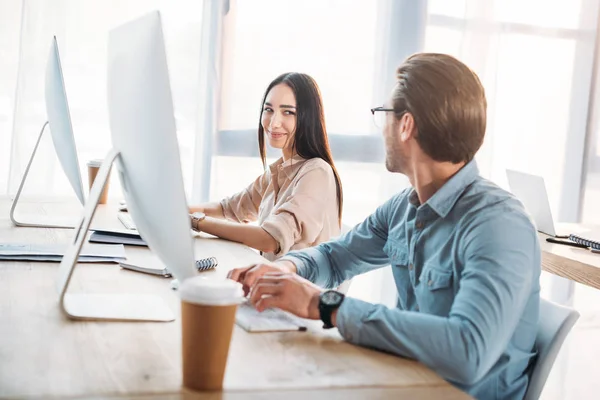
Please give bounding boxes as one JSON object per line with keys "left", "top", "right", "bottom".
{"left": 180, "top": 276, "right": 244, "bottom": 305}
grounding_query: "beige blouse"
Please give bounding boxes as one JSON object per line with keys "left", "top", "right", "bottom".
{"left": 220, "top": 155, "right": 340, "bottom": 261}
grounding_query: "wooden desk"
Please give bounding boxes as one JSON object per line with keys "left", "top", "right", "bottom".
{"left": 0, "top": 198, "right": 469, "bottom": 399}
{"left": 540, "top": 224, "right": 600, "bottom": 290}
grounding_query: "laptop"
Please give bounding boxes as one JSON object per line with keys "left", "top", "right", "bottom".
{"left": 505, "top": 169, "right": 569, "bottom": 238}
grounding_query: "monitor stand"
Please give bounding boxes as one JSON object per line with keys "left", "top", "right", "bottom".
{"left": 57, "top": 148, "right": 174, "bottom": 322}
{"left": 9, "top": 121, "right": 82, "bottom": 229}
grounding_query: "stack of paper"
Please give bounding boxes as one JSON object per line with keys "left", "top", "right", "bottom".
{"left": 0, "top": 243, "right": 127, "bottom": 263}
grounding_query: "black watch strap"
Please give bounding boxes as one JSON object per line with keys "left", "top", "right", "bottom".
{"left": 320, "top": 305, "right": 334, "bottom": 329}
{"left": 319, "top": 290, "right": 345, "bottom": 329}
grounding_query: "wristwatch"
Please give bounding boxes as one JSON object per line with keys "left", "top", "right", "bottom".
{"left": 190, "top": 212, "right": 206, "bottom": 231}
{"left": 319, "top": 290, "right": 345, "bottom": 329}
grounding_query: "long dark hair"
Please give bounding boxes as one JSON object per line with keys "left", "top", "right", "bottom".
{"left": 257, "top": 72, "right": 343, "bottom": 226}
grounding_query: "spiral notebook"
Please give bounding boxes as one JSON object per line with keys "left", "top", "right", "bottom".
{"left": 119, "top": 256, "right": 218, "bottom": 277}
{"left": 569, "top": 234, "right": 600, "bottom": 251}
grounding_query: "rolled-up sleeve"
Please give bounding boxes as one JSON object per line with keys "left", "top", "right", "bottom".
{"left": 281, "top": 195, "right": 394, "bottom": 288}
{"left": 261, "top": 165, "right": 335, "bottom": 256}
{"left": 220, "top": 172, "right": 269, "bottom": 223}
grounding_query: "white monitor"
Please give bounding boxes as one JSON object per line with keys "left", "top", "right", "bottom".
{"left": 107, "top": 11, "right": 196, "bottom": 284}
{"left": 46, "top": 37, "right": 85, "bottom": 205}
{"left": 10, "top": 37, "right": 85, "bottom": 228}
{"left": 56, "top": 11, "right": 196, "bottom": 322}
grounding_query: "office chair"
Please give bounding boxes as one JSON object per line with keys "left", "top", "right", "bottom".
{"left": 524, "top": 298, "right": 579, "bottom": 400}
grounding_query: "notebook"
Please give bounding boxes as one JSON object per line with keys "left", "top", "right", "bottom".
{"left": 120, "top": 256, "right": 218, "bottom": 277}
{"left": 235, "top": 301, "right": 308, "bottom": 332}
{"left": 89, "top": 230, "right": 147, "bottom": 246}
{"left": 569, "top": 234, "right": 600, "bottom": 251}
{"left": 118, "top": 212, "right": 137, "bottom": 230}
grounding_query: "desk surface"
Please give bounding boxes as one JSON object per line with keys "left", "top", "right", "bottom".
{"left": 0, "top": 197, "right": 469, "bottom": 399}
{"left": 540, "top": 223, "right": 600, "bottom": 290}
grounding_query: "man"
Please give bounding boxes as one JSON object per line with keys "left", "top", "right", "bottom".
{"left": 228, "top": 53, "right": 540, "bottom": 400}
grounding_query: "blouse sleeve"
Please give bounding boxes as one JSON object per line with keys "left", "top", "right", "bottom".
{"left": 220, "top": 171, "right": 270, "bottom": 223}
{"left": 261, "top": 163, "right": 337, "bottom": 256}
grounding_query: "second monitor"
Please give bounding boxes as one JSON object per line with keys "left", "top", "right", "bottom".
{"left": 10, "top": 36, "right": 86, "bottom": 229}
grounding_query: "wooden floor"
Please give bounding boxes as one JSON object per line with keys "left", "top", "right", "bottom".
{"left": 540, "top": 271, "right": 600, "bottom": 400}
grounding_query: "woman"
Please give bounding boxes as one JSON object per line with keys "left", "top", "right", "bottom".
{"left": 189, "top": 72, "right": 343, "bottom": 261}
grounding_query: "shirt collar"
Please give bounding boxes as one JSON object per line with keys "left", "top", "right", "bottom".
{"left": 268, "top": 154, "right": 307, "bottom": 180}
{"left": 409, "top": 160, "right": 480, "bottom": 218}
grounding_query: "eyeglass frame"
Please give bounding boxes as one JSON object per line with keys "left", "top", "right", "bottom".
{"left": 370, "top": 106, "right": 408, "bottom": 129}
{"left": 370, "top": 106, "right": 395, "bottom": 115}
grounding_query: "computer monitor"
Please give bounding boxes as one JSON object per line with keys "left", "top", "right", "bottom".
{"left": 56, "top": 11, "right": 196, "bottom": 321}
{"left": 10, "top": 36, "right": 85, "bottom": 228}
{"left": 107, "top": 11, "right": 196, "bottom": 284}
{"left": 46, "top": 37, "right": 85, "bottom": 205}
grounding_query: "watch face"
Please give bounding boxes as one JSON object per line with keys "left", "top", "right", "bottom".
{"left": 321, "top": 290, "right": 342, "bottom": 306}
{"left": 192, "top": 212, "right": 205, "bottom": 220}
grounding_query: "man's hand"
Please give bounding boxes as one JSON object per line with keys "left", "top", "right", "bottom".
{"left": 249, "top": 273, "right": 322, "bottom": 320}
{"left": 227, "top": 260, "right": 296, "bottom": 296}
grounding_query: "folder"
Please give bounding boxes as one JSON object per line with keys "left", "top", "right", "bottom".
{"left": 89, "top": 230, "right": 147, "bottom": 246}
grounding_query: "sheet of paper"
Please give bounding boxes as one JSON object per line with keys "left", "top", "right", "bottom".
{"left": 0, "top": 242, "right": 126, "bottom": 259}
{"left": 235, "top": 301, "right": 308, "bottom": 332}
{"left": 0, "top": 255, "right": 124, "bottom": 263}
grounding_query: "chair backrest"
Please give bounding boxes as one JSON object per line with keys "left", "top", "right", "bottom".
{"left": 524, "top": 298, "right": 579, "bottom": 400}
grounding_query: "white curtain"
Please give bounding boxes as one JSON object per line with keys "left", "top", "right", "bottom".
{"left": 0, "top": 0, "right": 23, "bottom": 194}
{"left": 1, "top": 0, "right": 210, "bottom": 201}
{"left": 426, "top": 0, "right": 599, "bottom": 223}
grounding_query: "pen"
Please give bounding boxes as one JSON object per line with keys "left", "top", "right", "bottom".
{"left": 546, "top": 237, "right": 589, "bottom": 249}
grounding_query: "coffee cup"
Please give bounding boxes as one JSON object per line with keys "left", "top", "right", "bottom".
{"left": 87, "top": 159, "right": 110, "bottom": 204}
{"left": 180, "top": 277, "right": 244, "bottom": 391}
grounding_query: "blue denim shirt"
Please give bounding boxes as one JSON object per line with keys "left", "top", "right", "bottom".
{"left": 281, "top": 161, "right": 540, "bottom": 400}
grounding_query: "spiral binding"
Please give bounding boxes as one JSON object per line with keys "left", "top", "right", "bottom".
{"left": 195, "top": 256, "right": 218, "bottom": 271}
{"left": 569, "top": 234, "right": 600, "bottom": 251}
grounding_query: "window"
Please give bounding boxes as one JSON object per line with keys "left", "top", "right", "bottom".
{"left": 211, "top": 0, "right": 404, "bottom": 227}
{"left": 426, "top": 0, "right": 592, "bottom": 223}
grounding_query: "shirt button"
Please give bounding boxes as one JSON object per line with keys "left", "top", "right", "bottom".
{"left": 416, "top": 221, "right": 424, "bottom": 229}
{"left": 408, "top": 264, "right": 414, "bottom": 271}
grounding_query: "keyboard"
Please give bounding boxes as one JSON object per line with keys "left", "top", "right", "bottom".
{"left": 235, "top": 301, "right": 308, "bottom": 332}
{"left": 118, "top": 212, "right": 137, "bottom": 230}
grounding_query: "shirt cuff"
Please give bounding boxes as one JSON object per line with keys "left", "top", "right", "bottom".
{"left": 335, "top": 297, "right": 378, "bottom": 345}
{"left": 279, "top": 246, "right": 328, "bottom": 283}
{"left": 278, "top": 254, "right": 307, "bottom": 276}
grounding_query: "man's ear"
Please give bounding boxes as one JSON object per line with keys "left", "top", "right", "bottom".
{"left": 398, "top": 113, "right": 416, "bottom": 142}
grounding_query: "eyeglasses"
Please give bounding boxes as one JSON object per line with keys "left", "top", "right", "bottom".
{"left": 370, "top": 106, "right": 395, "bottom": 128}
